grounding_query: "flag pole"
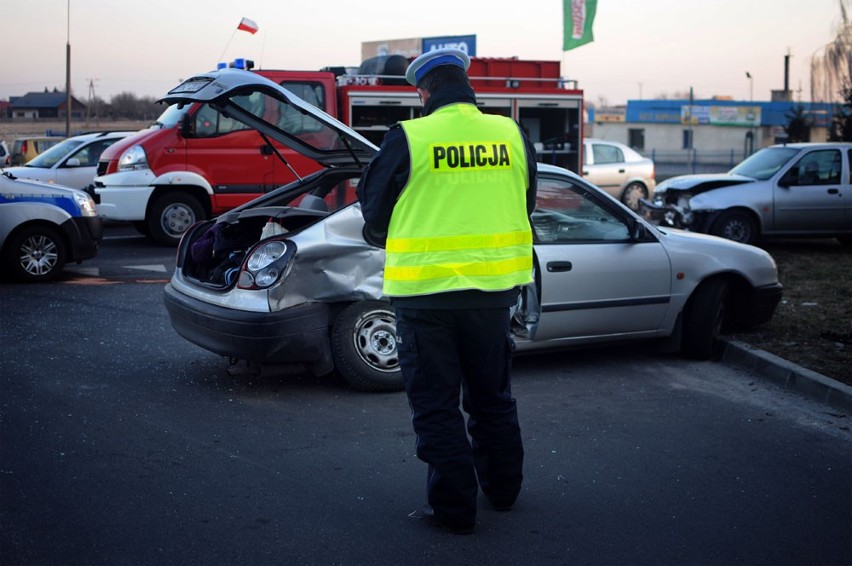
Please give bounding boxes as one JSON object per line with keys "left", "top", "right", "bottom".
{"left": 218, "top": 29, "right": 237, "bottom": 65}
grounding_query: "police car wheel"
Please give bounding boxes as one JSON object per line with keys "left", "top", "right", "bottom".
{"left": 4, "top": 225, "right": 67, "bottom": 282}
{"left": 331, "top": 301, "right": 404, "bottom": 392}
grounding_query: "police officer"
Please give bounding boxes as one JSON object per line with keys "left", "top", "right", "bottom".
{"left": 356, "top": 47, "right": 537, "bottom": 535}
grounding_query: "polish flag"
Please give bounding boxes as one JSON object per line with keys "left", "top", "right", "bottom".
{"left": 237, "top": 17, "right": 259, "bottom": 34}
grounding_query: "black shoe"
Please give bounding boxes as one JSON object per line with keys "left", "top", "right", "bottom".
{"left": 412, "top": 505, "right": 475, "bottom": 535}
{"left": 487, "top": 497, "right": 515, "bottom": 512}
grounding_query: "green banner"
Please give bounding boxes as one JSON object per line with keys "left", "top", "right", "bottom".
{"left": 563, "top": 0, "right": 597, "bottom": 51}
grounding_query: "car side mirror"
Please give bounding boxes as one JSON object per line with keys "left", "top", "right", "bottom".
{"left": 65, "top": 158, "right": 81, "bottom": 167}
{"left": 778, "top": 169, "right": 797, "bottom": 188}
{"left": 628, "top": 218, "right": 647, "bottom": 241}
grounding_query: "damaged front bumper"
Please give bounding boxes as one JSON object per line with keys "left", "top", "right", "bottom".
{"left": 639, "top": 196, "right": 715, "bottom": 233}
{"left": 639, "top": 197, "right": 689, "bottom": 228}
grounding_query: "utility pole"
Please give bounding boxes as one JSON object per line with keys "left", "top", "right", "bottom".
{"left": 85, "top": 78, "right": 99, "bottom": 128}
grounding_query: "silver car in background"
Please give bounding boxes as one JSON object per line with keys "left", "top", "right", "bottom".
{"left": 159, "top": 67, "right": 783, "bottom": 393}
{"left": 582, "top": 138, "right": 656, "bottom": 211}
{"left": 643, "top": 142, "right": 852, "bottom": 245}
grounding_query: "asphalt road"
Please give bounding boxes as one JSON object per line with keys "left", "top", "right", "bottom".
{"left": 1, "top": 227, "right": 850, "bottom": 565}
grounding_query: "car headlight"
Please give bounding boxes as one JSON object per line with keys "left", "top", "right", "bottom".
{"left": 118, "top": 145, "right": 149, "bottom": 171}
{"left": 72, "top": 191, "right": 98, "bottom": 217}
{"left": 238, "top": 240, "right": 296, "bottom": 290}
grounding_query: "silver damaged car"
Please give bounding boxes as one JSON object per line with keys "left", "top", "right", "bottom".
{"left": 162, "top": 68, "right": 783, "bottom": 392}
{"left": 642, "top": 143, "right": 852, "bottom": 245}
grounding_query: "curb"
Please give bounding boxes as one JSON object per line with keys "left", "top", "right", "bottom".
{"left": 721, "top": 339, "right": 852, "bottom": 413}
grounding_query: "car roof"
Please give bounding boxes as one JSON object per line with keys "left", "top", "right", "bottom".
{"left": 537, "top": 162, "right": 585, "bottom": 182}
{"left": 768, "top": 142, "right": 852, "bottom": 150}
{"left": 60, "top": 131, "right": 135, "bottom": 142}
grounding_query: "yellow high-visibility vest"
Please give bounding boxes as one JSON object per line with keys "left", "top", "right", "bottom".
{"left": 383, "top": 103, "right": 533, "bottom": 297}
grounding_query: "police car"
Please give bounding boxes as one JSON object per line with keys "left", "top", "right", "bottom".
{"left": 160, "top": 68, "right": 782, "bottom": 393}
{"left": 0, "top": 171, "right": 102, "bottom": 282}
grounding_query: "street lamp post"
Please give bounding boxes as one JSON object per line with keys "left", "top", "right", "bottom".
{"left": 745, "top": 71, "right": 754, "bottom": 154}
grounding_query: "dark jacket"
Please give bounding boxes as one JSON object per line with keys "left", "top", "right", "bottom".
{"left": 356, "top": 83, "right": 538, "bottom": 309}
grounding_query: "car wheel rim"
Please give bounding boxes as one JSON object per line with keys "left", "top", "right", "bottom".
{"left": 161, "top": 204, "right": 197, "bottom": 238}
{"left": 723, "top": 220, "right": 749, "bottom": 243}
{"left": 353, "top": 309, "right": 398, "bottom": 373}
{"left": 19, "top": 235, "right": 58, "bottom": 276}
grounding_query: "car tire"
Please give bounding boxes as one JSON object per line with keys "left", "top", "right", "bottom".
{"left": 620, "top": 182, "right": 647, "bottom": 211}
{"left": 682, "top": 279, "right": 728, "bottom": 360}
{"left": 331, "top": 301, "right": 404, "bottom": 392}
{"left": 147, "top": 193, "right": 204, "bottom": 247}
{"left": 4, "top": 225, "right": 67, "bottom": 282}
{"left": 710, "top": 210, "right": 757, "bottom": 245}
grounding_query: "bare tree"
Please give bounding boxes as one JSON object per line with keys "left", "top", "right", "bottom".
{"left": 811, "top": 0, "right": 852, "bottom": 103}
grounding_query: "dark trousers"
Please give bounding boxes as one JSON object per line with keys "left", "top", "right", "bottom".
{"left": 394, "top": 306, "right": 524, "bottom": 526}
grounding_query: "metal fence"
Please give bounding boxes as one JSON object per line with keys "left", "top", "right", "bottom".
{"left": 651, "top": 149, "right": 752, "bottom": 181}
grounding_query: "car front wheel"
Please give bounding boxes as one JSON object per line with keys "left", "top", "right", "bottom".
{"left": 331, "top": 301, "right": 403, "bottom": 392}
{"left": 147, "top": 193, "right": 205, "bottom": 246}
{"left": 4, "top": 225, "right": 67, "bottom": 282}
{"left": 710, "top": 210, "right": 757, "bottom": 245}
{"left": 682, "top": 279, "right": 728, "bottom": 360}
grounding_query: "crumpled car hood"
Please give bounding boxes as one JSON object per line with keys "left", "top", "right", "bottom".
{"left": 658, "top": 173, "right": 754, "bottom": 195}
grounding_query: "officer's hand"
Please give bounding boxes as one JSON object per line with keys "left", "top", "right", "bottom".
{"left": 362, "top": 225, "right": 387, "bottom": 249}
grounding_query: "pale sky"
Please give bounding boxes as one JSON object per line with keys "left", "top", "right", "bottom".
{"left": 1, "top": 0, "right": 845, "bottom": 106}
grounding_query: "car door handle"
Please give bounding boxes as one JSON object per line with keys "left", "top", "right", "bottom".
{"left": 827, "top": 188, "right": 840, "bottom": 195}
{"left": 619, "top": 168, "right": 625, "bottom": 173}
{"left": 547, "top": 261, "right": 573, "bottom": 272}
{"left": 260, "top": 145, "right": 274, "bottom": 155}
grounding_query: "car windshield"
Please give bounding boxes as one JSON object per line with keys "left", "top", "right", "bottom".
{"left": 729, "top": 147, "right": 800, "bottom": 180}
{"left": 151, "top": 104, "right": 190, "bottom": 129}
{"left": 26, "top": 139, "right": 86, "bottom": 168}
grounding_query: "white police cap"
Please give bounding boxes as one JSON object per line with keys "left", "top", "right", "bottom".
{"left": 405, "top": 47, "right": 471, "bottom": 86}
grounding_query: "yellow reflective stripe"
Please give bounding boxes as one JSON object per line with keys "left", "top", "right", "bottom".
{"left": 384, "top": 255, "right": 532, "bottom": 283}
{"left": 386, "top": 230, "right": 531, "bottom": 253}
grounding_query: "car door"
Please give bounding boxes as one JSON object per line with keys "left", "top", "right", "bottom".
{"left": 528, "top": 172, "right": 672, "bottom": 344}
{"left": 583, "top": 141, "right": 629, "bottom": 199}
{"left": 774, "top": 147, "right": 852, "bottom": 232}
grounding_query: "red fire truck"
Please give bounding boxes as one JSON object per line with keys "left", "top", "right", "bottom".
{"left": 93, "top": 55, "right": 584, "bottom": 245}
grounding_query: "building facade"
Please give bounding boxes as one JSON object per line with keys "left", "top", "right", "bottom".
{"left": 588, "top": 98, "right": 836, "bottom": 179}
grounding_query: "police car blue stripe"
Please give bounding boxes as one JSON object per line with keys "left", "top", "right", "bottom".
{"left": 0, "top": 193, "right": 81, "bottom": 216}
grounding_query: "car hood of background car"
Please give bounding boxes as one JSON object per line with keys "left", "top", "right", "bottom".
{"left": 159, "top": 68, "right": 378, "bottom": 168}
{"left": 656, "top": 173, "right": 754, "bottom": 195}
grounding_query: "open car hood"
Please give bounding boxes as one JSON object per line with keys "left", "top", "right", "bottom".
{"left": 159, "top": 68, "right": 378, "bottom": 168}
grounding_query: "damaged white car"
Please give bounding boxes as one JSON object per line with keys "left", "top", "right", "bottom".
{"left": 162, "top": 68, "right": 783, "bottom": 392}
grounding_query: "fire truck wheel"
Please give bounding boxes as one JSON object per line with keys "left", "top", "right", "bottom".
{"left": 148, "top": 193, "right": 205, "bottom": 247}
{"left": 331, "top": 301, "right": 404, "bottom": 392}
